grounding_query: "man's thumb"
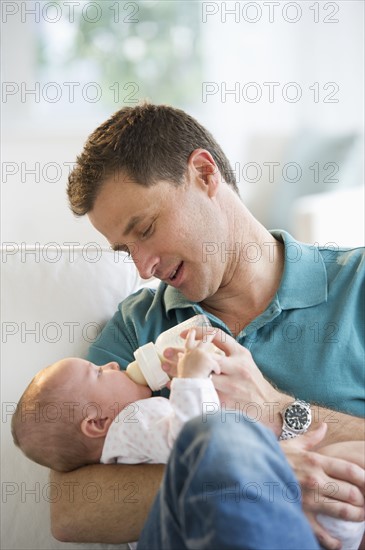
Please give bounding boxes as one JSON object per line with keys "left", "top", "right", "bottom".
{"left": 301, "top": 423, "right": 328, "bottom": 450}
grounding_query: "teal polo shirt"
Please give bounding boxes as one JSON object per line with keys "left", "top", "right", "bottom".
{"left": 88, "top": 231, "right": 365, "bottom": 417}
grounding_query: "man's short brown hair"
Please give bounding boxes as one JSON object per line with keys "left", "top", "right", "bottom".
{"left": 67, "top": 102, "right": 238, "bottom": 216}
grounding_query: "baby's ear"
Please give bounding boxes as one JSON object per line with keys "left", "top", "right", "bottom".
{"left": 81, "top": 416, "right": 113, "bottom": 438}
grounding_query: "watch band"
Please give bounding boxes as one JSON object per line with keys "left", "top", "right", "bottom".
{"left": 279, "top": 427, "right": 300, "bottom": 441}
{"left": 279, "top": 399, "right": 311, "bottom": 441}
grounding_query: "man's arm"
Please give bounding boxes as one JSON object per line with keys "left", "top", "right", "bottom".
{"left": 50, "top": 464, "right": 164, "bottom": 543}
{"left": 304, "top": 405, "right": 365, "bottom": 445}
{"left": 172, "top": 327, "right": 364, "bottom": 445}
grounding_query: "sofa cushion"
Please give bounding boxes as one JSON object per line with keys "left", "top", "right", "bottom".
{"left": 1, "top": 245, "right": 154, "bottom": 550}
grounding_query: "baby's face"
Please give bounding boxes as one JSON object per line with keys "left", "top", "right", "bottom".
{"left": 48, "top": 358, "right": 152, "bottom": 420}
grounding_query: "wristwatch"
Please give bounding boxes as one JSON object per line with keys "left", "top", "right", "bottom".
{"left": 279, "top": 399, "right": 312, "bottom": 440}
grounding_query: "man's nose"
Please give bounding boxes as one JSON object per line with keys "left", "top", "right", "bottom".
{"left": 132, "top": 248, "right": 160, "bottom": 280}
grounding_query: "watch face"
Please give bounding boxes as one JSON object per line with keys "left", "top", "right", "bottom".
{"left": 284, "top": 404, "right": 309, "bottom": 431}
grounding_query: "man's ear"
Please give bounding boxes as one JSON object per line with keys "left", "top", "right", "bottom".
{"left": 80, "top": 416, "right": 113, "bottom": 438}
{"left": 188, "top": 148, "right": 220, "bottom": 197}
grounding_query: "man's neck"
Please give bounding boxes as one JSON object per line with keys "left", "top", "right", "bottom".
{"left": 201, "top": 231, "right": 285, "bottom": 337}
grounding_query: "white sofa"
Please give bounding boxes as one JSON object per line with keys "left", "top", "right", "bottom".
{"left": 1, "top": 245, "right": 155, "bottom": 550}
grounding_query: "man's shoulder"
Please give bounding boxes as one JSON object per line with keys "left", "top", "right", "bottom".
{"left": 119, "top": 284, "right": 158, "bottom": 309}
{"left": 118, "top": 282, "right": 167, "bottom": 318}
{"left": 318, "top": 243, "right": 364, "bottom": 264}
{"left": 318, "top": 245, "right": 365, "bottom": 284}
{"left": 314, "top": 245, "right": 364, "bottom": 317}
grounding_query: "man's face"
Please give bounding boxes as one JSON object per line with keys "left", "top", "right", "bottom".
{"left": 45, "top": 358, "right": 152, "bottom": 419}
{"left": 88, "top": 172, "right": 231, "bottom": 303}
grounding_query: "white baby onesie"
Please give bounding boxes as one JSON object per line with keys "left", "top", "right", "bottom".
{"left": 101, "top": 377, "right": 219, "bottom": 464}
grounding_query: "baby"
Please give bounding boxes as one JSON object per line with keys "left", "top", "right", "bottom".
{"left": 11, "top": 330, "right": 221, "bottom": 471}
{"left": 12, "top": 330, "right": 364, "bottom": 550}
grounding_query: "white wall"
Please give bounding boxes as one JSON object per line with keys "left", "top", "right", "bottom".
{"left": 2, "top": 1, "right": 364, "bottom": 247}
{"left": 197, "top": 1, "right": 364, "bottom": 244}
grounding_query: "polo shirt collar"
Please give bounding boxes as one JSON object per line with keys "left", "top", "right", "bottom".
{"left": 163, "top": 284, "right": 197, "bottom": 317}
{"left": 161, "top": 230, "right": 328, "bottom": 317}
{"left": 272, "top": 230, "right": 327, "bottom": 309}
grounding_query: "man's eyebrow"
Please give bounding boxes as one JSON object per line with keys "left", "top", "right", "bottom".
{"left": 110, "top": 215, "right": 146, "bottom": 251}
{"left": 123, "top": 215, "right": 143, "bottom": 237}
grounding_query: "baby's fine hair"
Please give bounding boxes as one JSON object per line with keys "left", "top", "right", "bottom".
{"left": 12, "top": 367, "right": 95, "bottom": 472}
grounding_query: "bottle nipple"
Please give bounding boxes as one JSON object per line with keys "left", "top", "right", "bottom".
{"left": 126, "top": 360, "right": 149, "bottom": 386}
{"left": 126, "top": 343, "right": 170, "bottom": 391}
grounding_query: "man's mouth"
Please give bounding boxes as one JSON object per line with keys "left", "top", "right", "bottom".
{"left": 169, "top": 261, "right": 183, "bottom": 281}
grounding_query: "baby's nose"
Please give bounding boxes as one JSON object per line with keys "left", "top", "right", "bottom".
{"left": 104, "top": 362, "right": 120, "bottom": 371}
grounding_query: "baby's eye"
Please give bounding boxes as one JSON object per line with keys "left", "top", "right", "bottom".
{"left": 97, "top": 367, "right": 102, "bottom": 377}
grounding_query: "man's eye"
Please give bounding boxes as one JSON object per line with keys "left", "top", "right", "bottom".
{"left": 114, "top": 244, "right": 130, "bottom": 257}
{"left": 141, "top": 223, "right": 154, "bottom": 239}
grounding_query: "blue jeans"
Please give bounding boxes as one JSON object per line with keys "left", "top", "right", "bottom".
{"left": 137, "top": 414, "right": 320, "bottom": 550}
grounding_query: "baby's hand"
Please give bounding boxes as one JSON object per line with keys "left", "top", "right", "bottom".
{"left": 177, "top": 329, "right": 221, "bottom": 379}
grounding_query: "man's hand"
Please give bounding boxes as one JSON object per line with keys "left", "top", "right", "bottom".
{"left": 163, "top": 326, "right": 285, "bottom": 430}
{"left": 209, "top": 331, "right": 283, "bottom": 428}
{"left": 164, "top": 327, "right": 365, "bottom": 443}
{"left": 281, "top": 424, "right": 365, "bottom": 550}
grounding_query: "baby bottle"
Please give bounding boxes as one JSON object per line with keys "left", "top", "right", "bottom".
{"left": 126, "top": 314, "right": 220, "bottom": 391}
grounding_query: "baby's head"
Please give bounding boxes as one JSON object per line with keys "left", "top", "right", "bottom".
{"left": 11, "top": 358, "right": 152, "bottom": 472}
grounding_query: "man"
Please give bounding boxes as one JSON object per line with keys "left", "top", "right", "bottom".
{"left": 51, "top": 103, "right": 364, "bottom": 549}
